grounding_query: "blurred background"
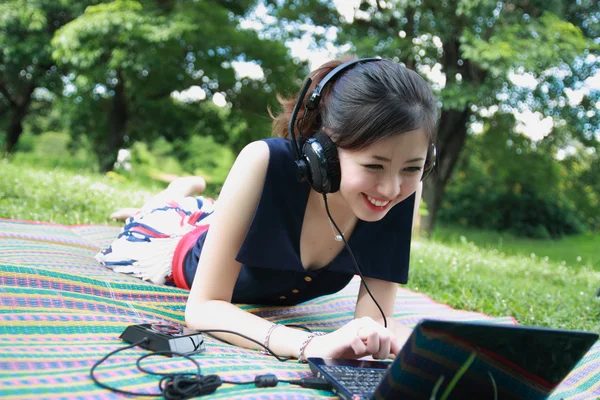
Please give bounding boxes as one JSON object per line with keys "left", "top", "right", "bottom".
{"left": 1, "top": 0, "right": 599, "bottom": 239}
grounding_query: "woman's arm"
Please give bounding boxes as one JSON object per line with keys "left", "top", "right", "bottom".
{"left": 185, "top": 141, "right": 312, "bottom": 358}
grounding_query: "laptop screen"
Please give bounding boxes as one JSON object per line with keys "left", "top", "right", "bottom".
{"left": 374, "top": 319, "right": 598, "bottom": 400}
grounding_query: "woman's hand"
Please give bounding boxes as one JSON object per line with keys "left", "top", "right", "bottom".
{"left": 303, "top": 317, "right": 403, "bottom": 360}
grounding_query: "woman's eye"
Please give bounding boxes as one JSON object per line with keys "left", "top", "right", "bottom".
{"left": 364, "top": 164, "right": 383, "bottom": 170}
{"left": 404, "top": 166, "right": 423, "bottom": 173}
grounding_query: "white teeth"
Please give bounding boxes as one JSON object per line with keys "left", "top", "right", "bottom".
{"left": 367, "top": 195, "right": 390, "bottom": 207}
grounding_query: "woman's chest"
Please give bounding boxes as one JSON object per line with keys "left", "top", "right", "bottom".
{"left": 299, "top": 207, "right": 356, "bottom": 271}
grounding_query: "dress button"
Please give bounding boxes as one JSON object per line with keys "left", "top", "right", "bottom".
{"left": 291, "top": 289, "right": 300, "bottom": 294}
{"left": 279, "top": 296, "right": 286, "bottom": 300}
{"left": 304, "top": 276, "right": 312, "bottom": 282}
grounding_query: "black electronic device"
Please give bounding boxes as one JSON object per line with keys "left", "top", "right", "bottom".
{"left": 308, "top": 319, "right": 599, "bottom": 400}
{"left": 120, "top": 323, "right": 205, "bottom": 356}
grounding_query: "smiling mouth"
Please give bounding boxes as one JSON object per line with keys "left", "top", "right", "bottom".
{"left": 361, "top": 194, "right": 392, "bottom": 211}
{"left": 366, "top": 195, "right": 390, "bottom": 207}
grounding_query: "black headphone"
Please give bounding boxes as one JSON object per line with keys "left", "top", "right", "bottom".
{"left": 288, "top": 58, "right": 436, "bottom": 194}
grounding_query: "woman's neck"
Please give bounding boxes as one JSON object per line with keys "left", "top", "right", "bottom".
{"left": 309, "top": 189, "right": 356, "bottom": 226}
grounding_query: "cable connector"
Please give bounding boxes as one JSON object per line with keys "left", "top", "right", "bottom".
{"left": 297, "top": 377, "right": 332, "bottom": 390}
{"left": 254, "top": 374, "right": 278, "bottom": 388}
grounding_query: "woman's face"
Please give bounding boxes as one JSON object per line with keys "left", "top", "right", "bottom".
{"left": 335, "top": 128, "right": 429, "bottom": 222}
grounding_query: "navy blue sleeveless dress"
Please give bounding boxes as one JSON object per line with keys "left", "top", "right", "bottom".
{"left": 183, "top": 138, "right": 415, "bottom": 305}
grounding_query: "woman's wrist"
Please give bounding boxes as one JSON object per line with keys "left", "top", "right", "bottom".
{"left": 267, "top": 325, "right": 316, "bottom": 359}
{"left": 260, "top": 323, "right": 282, "bottom": 355}
{"left": 300, "top": 332, "right": 328, "bottom": 361}
{"left": 297, "top": 331, "right": 327, "bottom": 363}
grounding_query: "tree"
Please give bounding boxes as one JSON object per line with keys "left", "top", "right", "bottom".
{"left": 268, "top": 0, "right": 600, "bottom": 234}
{"left": 52, "top": 0, "right": 301, "bottom": 171}
{"left": 438, "top": 113, "right": 586, "bottom": 238}
{"left": 0, "top": 0, "right": 99, "bottom": 153}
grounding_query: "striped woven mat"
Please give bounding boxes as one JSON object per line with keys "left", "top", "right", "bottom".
{"left": 0, "top": 219, "right": 598, "bottom": 399}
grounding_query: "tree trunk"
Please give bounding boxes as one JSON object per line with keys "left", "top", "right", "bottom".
{"left": 420, "top": 108, "right": 470, "bottom": 235}
{"left": 3, "top": 85, "right": 35, "bottom": 154}
{"left": 99, "top": 69, "right": 128, "bottom": 172}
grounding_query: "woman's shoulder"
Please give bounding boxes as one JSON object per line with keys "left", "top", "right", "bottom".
{"left": 238, "top": 140, "right": 270, "bottom": 158}
{"left": 240, "top": 138, "right": 296, "bottom": 176}
{"left": 238, "top": 138, "right": 293, "bottom": 161}
{"left": 231, "top": 138, "right": 298, "bottom": 192}
{"left": 260, "top": 137, "right": 294, "bottom": 159}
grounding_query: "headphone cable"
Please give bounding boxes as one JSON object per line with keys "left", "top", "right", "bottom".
{"left": 322, "top": 193, "right": 388, "bottom": 329}
{"left": 90, "top": 328, "right": 331, "bottom": 399}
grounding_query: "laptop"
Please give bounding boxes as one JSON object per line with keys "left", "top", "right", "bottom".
{"left": 308, "top": 319, "right": 598, "bottom": 400}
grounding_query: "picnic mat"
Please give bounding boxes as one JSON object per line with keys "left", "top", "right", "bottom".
{"left": 0, "top": 218, "right": 598, "bottom": 399}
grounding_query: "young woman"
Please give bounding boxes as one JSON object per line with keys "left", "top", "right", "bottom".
{"left": 97, "top": 56, "right": 438, "bottom": 363}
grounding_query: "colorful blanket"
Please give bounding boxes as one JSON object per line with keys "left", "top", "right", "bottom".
{"left": 0, "top": 219, "right": 598, "bottom": 399}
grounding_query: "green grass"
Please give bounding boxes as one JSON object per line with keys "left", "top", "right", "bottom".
{"left": 409, "top": 237, "right": 599, "bottom": 332}
{"left": 2, "top": 158, "right": 599, "bottom": 332}
{"left": 431, "top": 225, "right": 600, "bottom": 271}
{"left": 0, "top": 158, "right": 163, "bottom": 225}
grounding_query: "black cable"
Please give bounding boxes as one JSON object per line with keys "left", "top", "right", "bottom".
{"left": 90, "top": 329, "right": 332, "bottom": 399}
{"left": 193, "top": 328, "right": 292, "bottom": 362}
{"left": 198, "top": 324, "right": 314, "bottom": 362}
{"left": 90, "top": 339, "right": 153, "bottom": 396}
{"left": 221, "top": 374, "right": 331, "bottom": 390}
{"left": 90, "top": 338, "right": 221, "bottom": 400}
{"left": 284, "top": 323, "right": 314, "bottom": 332}
{"left": 322, "top": 193, "right": 388, "bottom": 329}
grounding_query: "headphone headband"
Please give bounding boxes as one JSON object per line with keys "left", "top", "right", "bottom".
{"left": 288, "top": 58, "right": 381, "bottom": 188}
{"left": 305, "top": 57, "right": 380, "bottom": 110}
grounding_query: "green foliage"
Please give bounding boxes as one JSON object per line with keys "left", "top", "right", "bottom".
{"left": 0, "top": 0, "right": 92, "bottom": 87}
{"left": 270, "top": 0, "right": 600, "bottom": 234}
{"left": 178, "top": 135, "right": 235, "bottom": 188}
{"left": 0, "top": 0, "right": 98, "bottom": 151}
{"left": 114, "top": 135, "right": 235, "bottom": 197}
{"left": 11, "top": 131, "right": 98, "bottom": 171}
{"left": 440, "top": 181, "right": 584, "bottom": 238}
{"left": 560, "top": 149, "right": 600, "bottom": 233}
{"left": 4, "top": 0, "right": 599, "bottom": 236}
{"left": 128, "top": 141, "right": 156, "bottom": 169}
{"left": 461, "top": 12, "right": 594, "bottom": 74}
{"left": 438, "top": 121, "right": 585, "bottom": 238}
{"left": 49, "top": 0, "right": 299, "bottom": 170}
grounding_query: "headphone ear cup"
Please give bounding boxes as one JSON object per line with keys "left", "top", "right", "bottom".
{"left": 302, "top": 131, "right": 341, "bottom": 193}
{"left": 316, "top": 131, "right": 341, "bottom": 193}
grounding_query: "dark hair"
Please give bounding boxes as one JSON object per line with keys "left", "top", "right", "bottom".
{"left": 271, "top": 56, "right": 438, "bottom": 150}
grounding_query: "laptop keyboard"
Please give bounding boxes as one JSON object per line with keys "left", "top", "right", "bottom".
{"left": 320, "top": 365, "right": 387, "bottom": 395}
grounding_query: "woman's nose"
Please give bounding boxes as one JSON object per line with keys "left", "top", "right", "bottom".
{"left": 377, "top": 175, "right": 402, "bottom": 200}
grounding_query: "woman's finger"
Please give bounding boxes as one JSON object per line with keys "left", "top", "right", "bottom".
{"left": 363, "top": 330, "right": 381, "bottom": 355}
{"left": 390, "top": 333, "right": 407, "bottom": 356}
{"left": 373, "top": 333, "right": 391, "bottom": 360}
{"left": 350, "top": 333, "right": 367, "bottom": 356}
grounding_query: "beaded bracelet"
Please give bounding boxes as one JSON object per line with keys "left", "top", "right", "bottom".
{"left": 260, "top": 324, "right": 281, "bottom": 355}
{"left": 297, "top": 331, "right": 326, "bottom": 363}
